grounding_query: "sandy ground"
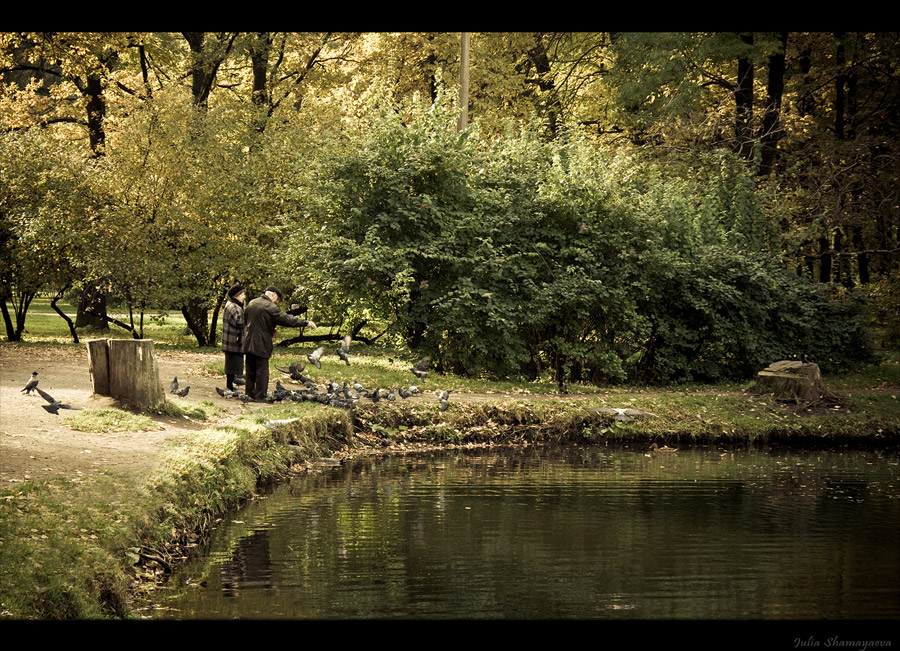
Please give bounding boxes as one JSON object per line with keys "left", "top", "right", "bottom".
{"left": 0, "top": 344, "right": 261, "bottom": 489}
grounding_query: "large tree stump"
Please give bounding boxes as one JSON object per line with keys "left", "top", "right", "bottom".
{"left": 86, "top": 339, "right": 166, "bottom": 409}
{"left": 749, "top": 360, "right": 843, "bottom": 405}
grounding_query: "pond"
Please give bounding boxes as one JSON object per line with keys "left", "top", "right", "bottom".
{"left": 155, "top": 444, "right": 900, "bottom": 620}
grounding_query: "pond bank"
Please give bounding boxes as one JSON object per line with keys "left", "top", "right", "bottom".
{"left": 2, "top": 389, "right": 899, "bottom": 619}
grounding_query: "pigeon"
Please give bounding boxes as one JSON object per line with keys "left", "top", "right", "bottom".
{"left": 398, "top": 386, "right": 411, "bottom": 399}
{"left": 408, "top": 384, "right": 421, "bottom": 395}
{"left": 36, "top": 388, "right": 79, "bottom": 415}
{"left": 386, "top": 388, "right": 397, "bottom": 401}
{"left": 273, "top": 382, "right": 290, "bottom": 401}
{"left": 411, "top": 356, "right": 431, "bottom": 381}
{"left": 275, "top": 361, "right": 308, "bottom": 381}
{"left": 437, "top": 390, "right": 450, "bottom": 411}
{"left": 216, "top": 386, "right": 236, "bottom": 399}
{"left": 352, "top": 381, "right": 366, "bottom": 394}
{"left": 173, "top": 385, "right": 190, "bottom": 398}
{"left": 22, "top": 372, "right": 39, "bottom": 394}
{"left": 588, "top": 406, "right": 657, "bottom": 422}
{"left": 170, "top": 377, "right": 179, "bottom": 394}
{"left": 337, "top": 335, "right": 352, "bottom": 366}
{"left": 371, "top": 388, "right": 382, "bottom": 403}
{"left": 307, "top": 346, "right": 325, "bottom": 369}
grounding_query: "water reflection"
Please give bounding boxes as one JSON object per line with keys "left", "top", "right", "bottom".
{"left": 158, "top": 446, "right": 900, "bottom": 619}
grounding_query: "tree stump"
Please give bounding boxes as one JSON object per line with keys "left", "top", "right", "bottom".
{"left": 749, "top": 360, "right": 843, "bottom": 405}
{"left": 86, "top": 339, "right": 166, "bottom": 409}
{"left": 85, "top": 338, "right": 110, "bottom": 396}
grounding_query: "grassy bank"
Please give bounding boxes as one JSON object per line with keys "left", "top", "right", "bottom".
{"left": 0, "top": 402, "right": 351, "bottom": 619}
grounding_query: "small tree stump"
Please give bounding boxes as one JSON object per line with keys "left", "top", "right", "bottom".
{"left": 750, "top": 360, "right": 843, "bottom": 405}
{"left": 86, "top": 339, "right": 166, "bottom": 409}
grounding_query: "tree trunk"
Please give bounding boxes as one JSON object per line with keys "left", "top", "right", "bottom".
{"left": 85, "top": 338, "right": 110, "bottom": 396}
{"left": 181, "top": 299, "right": 210, "bottom": 347}
{"left": 818, "top": 235, "right": 832, "bottom": 283}
{"left": 526, "top": 33, "right": 562, "bottom": 140}
{"left": 0, "top": 299, "right": 19, "bottom": 341}
{"left": 458, "top": 32, "right": 470, "bottom": 132}
{"left": 835, "top": 33, "right": 847, "bottom": 140}
{"left": 183, "top": 32, "right": 238, "bottom": 109}
{"left": 758, "top": 32, "right": 788, "bottom": 177}
{"left": 207, "top": 289, "right": 227, "bottom": 348}
{"left": 50, "top": 286, "right": 79, "bottom": 343}
{"left": 734, "top": 33, "right": 755, "bottom": 162}
{"left": 248, "top": 32, "right": 272, "bottom": 133}
{"left": 75, "top": 283, "right": 109, "bottom": 330}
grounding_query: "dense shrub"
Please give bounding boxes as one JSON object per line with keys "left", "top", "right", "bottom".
{"left": 287, "top": 92, "right": 877, "bottom": 385}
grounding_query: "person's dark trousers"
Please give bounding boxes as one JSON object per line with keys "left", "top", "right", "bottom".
{"left": 245, "top": 353, "right": 269, "bottom": 400}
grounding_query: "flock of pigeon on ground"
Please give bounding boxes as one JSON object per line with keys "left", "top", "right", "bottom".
{"left": 19, "top": 335, "right": 658, "bottom": 431}
{"left": 208, "top": 335, "right": 450, "bottom": 411}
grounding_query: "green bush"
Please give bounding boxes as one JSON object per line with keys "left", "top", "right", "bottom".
{"left": 285, "top": 90, "right": 877, "bottom": 386}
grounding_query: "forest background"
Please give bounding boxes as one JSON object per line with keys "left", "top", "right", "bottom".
{"left": 1, "top": 32, "right": 897, "bottom": 389}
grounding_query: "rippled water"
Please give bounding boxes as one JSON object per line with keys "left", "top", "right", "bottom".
{"left": 157, "top": 445, "right": 900, "bottom": 619}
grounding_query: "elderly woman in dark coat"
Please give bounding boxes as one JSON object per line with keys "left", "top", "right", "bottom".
{"left": 222, "top": 284, "right": 246, "bottom": 391}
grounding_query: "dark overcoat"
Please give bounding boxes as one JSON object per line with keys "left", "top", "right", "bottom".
{"left": 221, "top": 299, "right": 245, "bottom": 354}
{"left": 243, "top": 294, "right": 309, "bottom": 359}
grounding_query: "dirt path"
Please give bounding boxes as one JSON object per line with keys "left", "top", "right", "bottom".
{"left": 1, "top": 344, "right": 547, "bottom": 490}
{"left": 0, "top": 345, "right": 258, "bottom": 489}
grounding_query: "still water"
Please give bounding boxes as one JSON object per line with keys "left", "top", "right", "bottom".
{"left": 157, "top": 445, "right": 900, "bottom": 619}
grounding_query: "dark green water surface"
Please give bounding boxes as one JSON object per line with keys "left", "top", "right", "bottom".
{"left": 156, "top": 445, "right": 900, "bottom": 619}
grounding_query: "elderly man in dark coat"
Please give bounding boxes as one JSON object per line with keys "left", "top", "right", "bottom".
{"left": 243, "top": 285, "right": 317, "bottom": 401}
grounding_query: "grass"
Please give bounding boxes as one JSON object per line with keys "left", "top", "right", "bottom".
{"left": 64, "top": 409, "right": 160, "bottom": 433}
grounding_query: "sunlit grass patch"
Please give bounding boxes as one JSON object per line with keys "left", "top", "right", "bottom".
{"left": 64, "top": 408, "right": 159, "bottom": 432}
{"left": 151, "top": 398, "right": 220, "bottom": 421}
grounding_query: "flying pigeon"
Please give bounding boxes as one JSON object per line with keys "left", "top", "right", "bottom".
{"left": 337, "top": 335, "right": 352, "bottom": 366}
{"left": 411, "top": 356, "right": 431, "bottom": 381}
{"left": 588, "top": 406, "right": 657, "bottom": 422}
{"left": 307, "top": 346, "right": 325, "bottom": 369}
{"left": 22, "top": 372, "right": 39, "bottom": 394}
{"left": 36, "top": 388, "right": 79, "bottom": 414}
{"left": 275, "top": 361, "right": 308, "bottom": 381}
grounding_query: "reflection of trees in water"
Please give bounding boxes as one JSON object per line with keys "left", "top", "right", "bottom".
{"left": 218, "top": 531, "right": 274, "bottom": 597}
